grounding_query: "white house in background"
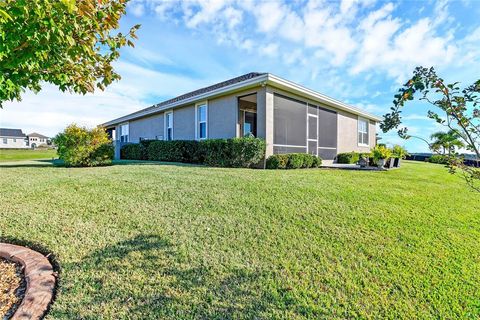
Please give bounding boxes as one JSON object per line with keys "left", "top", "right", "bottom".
{"left": 0, "top": 128, "right": 28, "bottom": 148}
{"left": 27, "top": 132, "right": 50, "bottom": 149}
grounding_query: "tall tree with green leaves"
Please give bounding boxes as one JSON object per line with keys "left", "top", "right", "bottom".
{"left": 381, "top": 66, "right": 480, "bottom": 192}
{"left": 430, "top": 130, "right": 464, "bottom": 156}
{"left": 0, "top": 0, "right": 140, "bottom": 107}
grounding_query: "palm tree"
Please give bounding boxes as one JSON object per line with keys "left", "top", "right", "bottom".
{"left": 430, "top": 130, "right": 465, "bottom": 156}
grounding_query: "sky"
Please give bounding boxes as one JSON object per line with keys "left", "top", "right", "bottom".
{"left": 1, "top": 0, "right": 479, "bottom": 152}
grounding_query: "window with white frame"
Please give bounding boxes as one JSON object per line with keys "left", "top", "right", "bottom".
{"left": 165, "top": 112, "right": 173, "bottom": 141}
{"left": 2, "top": 138, "right": 7, "bottom": 144}
{"left": 196, "top": 103, "right": 207, "bottom": 140}
{"left": 358, "top": 118, "right": 369, "bottom": 145}
{"left": 120, "top": 123, "right": 129, "bottom": 142}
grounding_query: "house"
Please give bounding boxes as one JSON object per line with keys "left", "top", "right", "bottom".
{"left": 0, "top": 128, "right": 28, "bottom": 148}
{"left": 102, "top": 73, "right": 381, "bottom": 163}
{"left": 27, "top": 132, "right": 50, "bottom": 149}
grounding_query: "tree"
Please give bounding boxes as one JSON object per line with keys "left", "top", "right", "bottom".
{"left": 0, "top": 0, "right": 140, "bottom": 107}
{"left": 381, "top": 66, "right": 480, "bottom": 192}
{"left": 430, "top": 130, "right": 464, "bottom": 156}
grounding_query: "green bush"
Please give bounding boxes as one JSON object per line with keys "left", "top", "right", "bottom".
{"left": 53, "top": 124, "right": 113, "bottom": 167}
{"left": 266, "top": 153, "right": 321, "bottom": 169}
{"left": 121, "top": 143, "right": 145, "bottom": 160}
{"left": 392, "top": 145, "right": 409, "bottom": 159}
{"left": 286, "top": 153, "right": 304, "bottom": 169}
{"left": 144, "top": 138, "right": 264, "bottom": 168}
{"left": 147, "top": 140, "right": 202, "bottom": 163}
{"left": 337, "top": 152, "right": 360, "bottom": 164}
{"left": 429, "top": 154, "right": 449, "bottom": 164}
{"left": 266, "top": 154, "right": 289, "bottom": 169}
{"left": 372, "top": 145, "right": 392, "bottom": 161}
{"left": 311, "top": 155, "right": 322, "bottom": 168}
{"left": 201, "top": 137, "right": 266, "bottom": 168}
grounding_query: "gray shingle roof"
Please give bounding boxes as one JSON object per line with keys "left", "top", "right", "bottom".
{"left": 0, "top": 128, "right": 26, "bottom": 137}
{"left": 117, "top": 72, "right": 267, "bottom": 121}
{"left": 28, "top": 132, "right": 49, "bottom": 138}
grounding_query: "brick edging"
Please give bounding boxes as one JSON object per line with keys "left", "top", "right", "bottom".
{"left": 0, "top": 243, "right": 56, "bottom": 320}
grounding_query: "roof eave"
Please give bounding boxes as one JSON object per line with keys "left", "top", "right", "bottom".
{"left": 266, "top": 74, "right": 382, "bottom": 122}
{"left": 101, "top": 74, "right": 269, "bottom": 127}
{"left": 101, "top": 73, "right": 382, "bottom": 127}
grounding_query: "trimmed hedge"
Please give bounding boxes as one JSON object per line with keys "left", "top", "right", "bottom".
{"left": 266, "top": 153, "right": 322, "bottom": 169}
{"left": 336, "top": 152, "right": 360, "bottom": 164}
{"left": 148, "top": 140, "right": 202, "bottom": 163}
{"left": 428, "top": 154, "right": 449, "bottom": 164}
{"left": 120, "top": 137, "right": 265, "bottom": 168}
{"left": 121, "top": 143, "right": 145, "bottom": 160}
{"left": 202, "top": 138, "right": 266, "bottom": 167}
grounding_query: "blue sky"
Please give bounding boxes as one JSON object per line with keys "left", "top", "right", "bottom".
{"left": 2, "top": 0, "right": 479, "bottom": 152}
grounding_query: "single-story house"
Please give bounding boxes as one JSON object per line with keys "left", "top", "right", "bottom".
{"left": 102, "top": 73, "right": 381, "bottom": 163}
{"left": 0, "top": 128, "right": 28, "bottom": 148}
{"left": 27, "top": 132, "right": 50, "bottom": 149}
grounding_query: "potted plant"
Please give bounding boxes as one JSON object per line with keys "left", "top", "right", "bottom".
{"left": 372, "top": 145, "right": 392, "bottom": 169}
{"left": 358, "top": 152, "right": 371, "bottom": 168}
{"left": 392, "top": 145, "right": 409, "bottom": 167}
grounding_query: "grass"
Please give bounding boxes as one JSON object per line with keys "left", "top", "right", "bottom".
{"left": 0, "top": 148, "right": 57, "bottom": 162}
{"left": 0, "top": 160, "right": 479, "bottom": 319}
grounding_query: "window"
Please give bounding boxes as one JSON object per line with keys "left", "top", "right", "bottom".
{"left": 243, "top": 111, "right": 257, "bottom": 137}
{"left": 13, "top": 138, "right": 16, "bottom": 142}
{"left": 196, "top": 103, "right": 207, "bottom": 140}
{"left": 120, "top": 123, "right": 129, "bottom": 142}
{"left": 2, "top": 138, "right": 7, "bottom": 144}
{"left": 165, "top": 112, "right": 173, "bottom": 141}
{"left": 358, "top": 117, "right": 369, "bottom": 146}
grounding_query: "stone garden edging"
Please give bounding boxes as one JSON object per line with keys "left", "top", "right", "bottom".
{"left": 0, "top": 243, "right": 56, "bottom": 320}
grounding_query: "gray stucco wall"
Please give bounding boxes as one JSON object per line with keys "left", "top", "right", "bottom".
{"left": 129, "top": 113, "right": 164, "bottom": 142}
{"left": 172, "top": 104, "right": 195, "bottom": 140}
{"left": 207, "top": 94, "right": 237, "bottom": 139}
{"left": 208, "top": 87, "right": 264, "bottom": 139}
{"left": 337, "top": 110, "right": 376, "bottom": 153}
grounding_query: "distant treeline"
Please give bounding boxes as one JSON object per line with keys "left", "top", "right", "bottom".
{"left": 407, "top": 153, "right": 479, "bottom": 167}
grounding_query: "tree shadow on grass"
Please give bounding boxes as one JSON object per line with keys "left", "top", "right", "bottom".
{"left": 0, "top": 159, "right": 60, "bottom": 168}
{"left": 52, "top": 234, "right": 293, "bottom": 319}
{"left": 112, "top": 160, "right": 205, "bottom": 168}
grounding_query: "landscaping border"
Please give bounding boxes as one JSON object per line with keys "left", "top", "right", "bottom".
{"left": 0, "top": 243, "right": 56, "bottom": 320}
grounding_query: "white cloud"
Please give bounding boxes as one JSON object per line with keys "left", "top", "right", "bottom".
{"left": 1, "top": 61, "right": 212, "bottom": 136}
{"left": 260, "top": 43, "right": 279, "bottom": 57}
{"left": 254, "top": 2, "right": 286, "bottom": 33}
{"left": 352, "top": 2, "right": 457, "bottom": 82}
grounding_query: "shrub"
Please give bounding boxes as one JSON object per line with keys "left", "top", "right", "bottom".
{"left": 372, "top": 145, "right": 392, "bottom": 162}
{"left": 266, "top": 154, "right": 289, "bottom": 169}
{"left": 392, "top": 145, "right": 409, "bottom": 159}
{"left": 429, "top": 154, "right": 449, "bottom": 164}
{"left": 121, "top": 143, "right": 145, "bottom": 160}
{"left": 147, "top": 140, "right": 202, "bottom": 163}
{"left": 311, "top": 155, "right": 322, "bottom": 167}
{"left": 286, "top": 153, "right": 304, "bottom": 169}
{"left": 53, "top": 124, "right": 113, "bottom": 167}
{"left": 337, "top": 152, "right": 359, "bottom": 164}
{"left": 266, "top": 153, "right": 321, "bottom": 169}
{"left": 145, "top": 137, "right": 264, "bottom": 168}
{"left": 301, "top": 153, "right": 314, "bottom": 168}
{"left": 201, "top": 137, "right": 266, "bottom": 168}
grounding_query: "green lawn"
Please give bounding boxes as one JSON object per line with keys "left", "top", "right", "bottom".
{"left": 0, "top": 148, "right": 57, "bottom": 162}
{"left": 0, "top": 161, "right": 479, "bottom": 319}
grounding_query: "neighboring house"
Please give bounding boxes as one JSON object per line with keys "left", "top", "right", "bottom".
{"left": 27, "top": 132, "right": 50, "bottom": 149}
{"left": 0, "top": 128, "right": 28, "bottom": 148}
{"left": 102, "top": 73, "right": 381, "bottom": 163}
